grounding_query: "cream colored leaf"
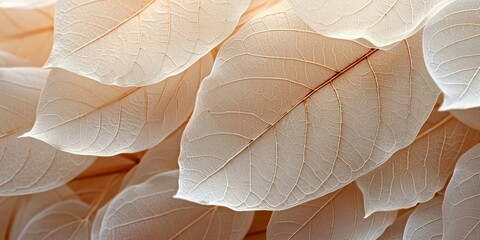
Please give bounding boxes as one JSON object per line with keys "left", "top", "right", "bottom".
{"left": 23, "top": 55, "right": 213, "bottom": 156}
{"left": 0, "top": 68, "right": 94, "bottom": 196}
{"left": 46, "top": 0, "right": 249, "bottom": 87}
{"left": 91, "top": 126, "right": 183, "bottom": 239}
{"left": 99, "top": 170, "right": 254, "bottom": 240}
{"left": 121, "top": 122, "right": 184, "bottom": 187}
{"left": 356, "top": 109, "right": 480, "bottom": 216}
{"left": 0, "top": 0, "right": 56, "bottom": 8}
{"left": 69, "top": 173, "right": 124, "bottom": 206}
{"left": 0, "top": 6, "right": 53, "bottom": 66}
{"left": 75, "top": 155, "right": 137, "bottom": 181}
{"left": 10, "top": 186, "right": 76, "bottom": 240}
{"left": 451, "top": 107, "right": 480, "bottom": 131}
{"left": 404, "top": 195, "right": 443, "bottom": 240}
{"left": 0, "top": 52, "right": 28, "bottom": 67}
{"left": 423, "top": 0, "right": 480, "bottom": 110}
{"left": 267, "top": 184, "right": 396, "bottom": 239}
{"left": 18, "top": 199, "right": 92, "bottom": 240}
{"left": 443, "top": 144, "right": 480, "bottom": 239}
{"left": 175, "top": 1, "right": 439, "bottom": 210}
{"left": 0, "top": 197, "right": 27, "bottom": 239}
{"left": 19, "top": 174, "right": 123, "bottom": 240}
{"left": 378, "top": 209, "right": 414, "bottom": 240}
{"left": 286, "top": 0, "right": 453, "bottom": 48}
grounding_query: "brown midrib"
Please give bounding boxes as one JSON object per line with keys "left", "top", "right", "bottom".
{"left": 61, "top": 0, "right": 155, "bottom": 59}
{"left": 192, "top": 48, "right": 379, "bottom": 189}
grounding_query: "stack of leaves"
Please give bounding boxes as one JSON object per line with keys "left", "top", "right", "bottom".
{"left": 1, "top": 0, "right": 479, "bottom": 239}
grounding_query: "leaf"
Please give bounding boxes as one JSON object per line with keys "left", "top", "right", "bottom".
{"left": 9, "top": 186, "right": 76, "bottom": 240}
{"left": 0, "top": 52, "right": 28, "bottom": 67}
{"left": 443, "top": 144, "right": 480, "bottom": 239}
{"left": 267, "top": 184, "right": 397, "bottom": 239}
{"left": 404, "top": 195, "right": 443, "bottom": 240}
{"left": 99, "top": 170, "right": 254, "bottom": 240}
{"left": 0, "top": 197, "right": 27, "bottom": 239}
{"left": 356, "top": 109, "right": 480, "bottom": 216}
{"left": 0, "top": 68, "right": 95, "bottom": 196}
{"left": 45, "top": 0, "right": 249, "bottom": 87}
{"left": 23, "top": 54, "right": 213, "bottom": 156}
{"left": 121, "top": 122, "right": 184, "bottom": 187}
{"left": 0, "top": 6, "right": 54, "bottom": 66}
{"left": 423, "top": 0, "right": 480, "bottom": 110}
{"left": 175, "top": 1, "right": 439, "bottom": 210}
{"left": 18, "top": 199, "right": 92, "bottom": 240}
{"left": 286, "top": 0, "right": 453, "bottom": 48}
{"left": 74, "top": 155, "right": 137, "bottom": 181}
{"left": 91, "top": 125, "right": 184, "bottom": 239}
{"left": 451, "top": 107, "right": 480, "bottom": 131}
{"left": 378, "top": 209, "right": 414, "bottom": 240}
{"left": 0, "top": 0, "right": 56, "bottom": 8}
{"left": 20, "top": 174, "right": 123, "bottom": 240}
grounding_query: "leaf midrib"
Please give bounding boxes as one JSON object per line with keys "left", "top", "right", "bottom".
{"left": 191, "top": 48, "right": 379, "bottom": 190}
{"left": 60, "top": 0, "right": 156, "bottom": 59}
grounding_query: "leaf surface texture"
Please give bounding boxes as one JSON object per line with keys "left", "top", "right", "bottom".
{"left": 46, "top": 0, "right": 249, "bottom": 86}
{"left": 423, "top": 0, "right": 480, "bottom": 110}
{"left": 176, "top": 1, "right": 439, "bottom": 210}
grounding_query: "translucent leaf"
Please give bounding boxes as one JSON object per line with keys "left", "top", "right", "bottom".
{"left": 19, "top": 174, "right": 123, "bottom": 240}
{"left": 175, "top": 1, "right": 439, "bottom": 210}
{"left": 99, "top": 170, "right": 254, "bottom": 240}
{"left": 443, "top": 144, "right": 480, "bottom": 239}
{"left": 378, "top": 209, "right": 414, "bottom": 240}
{"left": 10, "top": 186, "right": 76, "bottom": 240}
{"left": 451, "top": 107, "right": 480, "bottom": 131}
{"left": 0, "top": 68, "right": 94, "bottom": 196}
{"left": 356, "top": 109, "right": 480, "bottom": 215}
{"left": 423, "top": 0, "right": 480, "bottom": 110}
{"left": 91, "top": 126, "right": 184, "bottom": 239}
{"left": 74, "top": 155, "right": 137, "bottom": 181}
{"left": 18, "top": 199, "right": 92, "bottom": 240}
{"left": 45, "top": 0, "right": 249, "bottom": 87}
{"left": 121, "top": 122, "right": 184, "bottom": 187}
{"left": 286, "top": 0, "right": 453, "bottom": 48}
{"left": 0, "top": 197, "right": 27, "bottom": 239}
{"left": 404, "top": 195, "right": 443, "bottom": 240}
{"left": 69, "top": 173, "right": 124, "bottom": 206}
{"left": 0, "top": 52, "right": 28, "bottom": 67}
{"left": 0, "top": 6, "right": 54, "bottom": 66}
{"left": 0, "top": 0, "right": 56, "bottom": 8}
{"left": 23, "top": 55, "right": 213, "bottom": 156}
{"left": 267, "top": 184, "right": 397, "bottom": 239}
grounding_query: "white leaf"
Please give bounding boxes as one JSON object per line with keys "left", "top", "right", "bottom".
{"left": 443, "top": 144, "right": 480, "bottom": 239}
{"left": 19, "top": 174, "right": 124, "bottom": 240}
{"left": 121, "top": 122, "right": 184, "bottom": 187}
{"left": 267, "top": 184, "right": 396, "bottom": 239}
{"left": 0, "top": 197, "right": 27, "bottom": 239}
{"left": 286, "top": 0, "right": 453, "bottom": 48}
{"left": 23, "top": 55, "right": 213, "bottom": 156}
{"left": 0, "top": 6, "right": 54, "bottom": 66}
{"left": 18, "top": 199, "right": 92, "bottom": 240}
{"left": 175, "top": 1, "right": 439, "bottom": 210}
{"left": 356, "top": 110, "right": 480, "bottom": 216}
{"left": 451, "top": 107, "right": 480, "bottom": 131}
{"left": 378, "top": 209, "right": 414, "bottom": 240}
{"left": 0, "top": 0, "right": 56, "bottom": 8}
{"left": 99, "top": 170, "right": 254, "bottom": 240}
{"left": 0, "top": 52, "right": 28, "bottom": 67}
{"left": 423, "top": 0, "right": 480, "bottom": 110}
{"left": 0, "top": 68, "right": 94, "bottom": 196}
{"left": 10, "top": 186, "right": 76, "bottom": 240}
{"left": 404, "top": 195, "right": 443, "bottom": 240}
{"left": 45, "top": 0, "right": 249, "bottom": 87}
